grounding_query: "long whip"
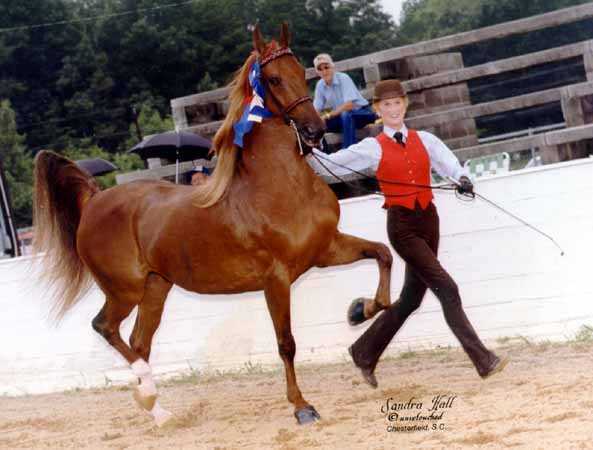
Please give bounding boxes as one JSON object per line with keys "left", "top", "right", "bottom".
{"left": 446, "top": 177, "right": 565, "bottom": 256}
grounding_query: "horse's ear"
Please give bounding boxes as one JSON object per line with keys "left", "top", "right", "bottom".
{"left": 279, "top": 22, "right": 290, "bottom": 48}
{"left": 252, "top": 24, "right": 266, "bottom": 55}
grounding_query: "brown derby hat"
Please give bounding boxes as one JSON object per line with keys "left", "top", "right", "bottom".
{"left": 373, "top": 79, "right": 406, "bottom": 102}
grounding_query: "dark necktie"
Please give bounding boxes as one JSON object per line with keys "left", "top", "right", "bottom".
{"left": 393, "top": 131, "right": 405, "bottom": 147}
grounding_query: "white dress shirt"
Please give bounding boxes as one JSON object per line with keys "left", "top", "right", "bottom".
{"left": 307, "top": 124, "right": 469, "bottom": 181}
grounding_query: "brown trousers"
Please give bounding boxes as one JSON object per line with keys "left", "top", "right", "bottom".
{"left": 349, "top": 201, "right": 497, "bottom": 376}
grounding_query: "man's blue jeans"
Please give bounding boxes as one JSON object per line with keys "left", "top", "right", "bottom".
{"left": 326, "top": 106, "right": 376, "bottom": 148}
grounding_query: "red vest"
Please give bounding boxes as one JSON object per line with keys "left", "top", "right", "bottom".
{"left": 376, "top": 130, "right": 433, "bottom": 209}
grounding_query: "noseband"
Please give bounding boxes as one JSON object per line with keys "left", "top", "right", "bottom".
{"left": 259, "top": 48, "right": 313, "bottom": 117}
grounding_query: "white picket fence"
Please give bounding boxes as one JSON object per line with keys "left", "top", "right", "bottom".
{"left": 1, "top": 158, "right": 591, "bottom": 396}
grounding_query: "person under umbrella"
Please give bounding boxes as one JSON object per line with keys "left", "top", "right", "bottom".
{"left": 187, "top": 165, "right": 210, "bottom": 186}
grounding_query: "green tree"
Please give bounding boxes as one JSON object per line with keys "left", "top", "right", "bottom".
{"left": 0, "top": 0, "right": 82, "bottom": 151}
{"left": 125, "top": 104, "right": 174, "bottom": 150}
{"left": 0, "top": 0, "right": 400, "bottom": 161}
{"left": 399, "top": 0, "right": 481, "bottom": 42}
{"left": 56, "top": 33, "right": 123, "bottom": 152}
{"left": 399, "top": 0, "right": 593, "bottom": 50}
{"left": 0, "top": 100, "right": 33, "bottom": 227}
{"left": 335, "top": 0, "right": 399, "bottom": 56}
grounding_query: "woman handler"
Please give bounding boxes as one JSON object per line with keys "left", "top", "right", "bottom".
{"left": 307, "top": 79, "right": 508, "bottom": 387}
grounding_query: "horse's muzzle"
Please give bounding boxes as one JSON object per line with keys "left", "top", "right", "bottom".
{"left": 299, "top": 123, "right": 326, "bottom": 148}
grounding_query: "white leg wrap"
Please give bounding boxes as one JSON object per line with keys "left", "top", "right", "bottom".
{"left": 131, "top": 359, "right": 152, "bottom": 377}
{"left": 131, "top": 359, "right": 173, "bottom": 425}
{"left": 150, "top": 401, "right": 173, "bottom": 427}
{"left": 131, "top": 359, "right": 157, "bottom": 397}
{"left": 137, "top": 377, "right": 157, "bottom": 397}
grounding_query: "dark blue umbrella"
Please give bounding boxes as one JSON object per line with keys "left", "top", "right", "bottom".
{"left": 75, "top": 158, "right": 118, "bottom": 177}
{"left": 128, "top": 131, "right": 212, "bottom": 183}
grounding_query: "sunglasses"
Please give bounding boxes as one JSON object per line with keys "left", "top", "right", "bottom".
{"left": 316, "top": 64, "right": 332, "bottom": 71}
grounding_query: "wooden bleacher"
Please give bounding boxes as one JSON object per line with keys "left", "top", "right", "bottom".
{"left": 117, "top": 3, "right": 593, "bottom": 186}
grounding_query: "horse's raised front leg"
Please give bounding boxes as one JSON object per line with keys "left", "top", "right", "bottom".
{"left": 264, "top": 264, "right": 320, "bottom": 425}
{"left": 315, "top": 232, "right": 393, "bottom": 326}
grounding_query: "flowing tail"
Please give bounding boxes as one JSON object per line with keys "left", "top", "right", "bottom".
{"left": 32, "top": 150, "right": 100, "bottom": 321}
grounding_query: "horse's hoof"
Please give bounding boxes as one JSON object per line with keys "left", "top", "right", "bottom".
{"left": 359, "top": 367, "right": 378, "bottom": 389}
{"left": 294, "top": 405, "right": 321, "bottom": 425}
{"left": 347, "top": 298, "right": 367, "bottom": 326}
{"left": 153, "top": 408, "right": 175, "bottom": 428}
{"left": 348, "top": 346, "right": 378, "bottom": 389}
{"left": 133, "top": 389, "right": 157, "bottom": 411}
{"left": 480, "top": 355, "right": 510, "bottom": 379}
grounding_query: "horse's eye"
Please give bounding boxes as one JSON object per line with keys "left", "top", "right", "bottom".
{"left": 268, "top": 77, "right": 281, "bottom": 87}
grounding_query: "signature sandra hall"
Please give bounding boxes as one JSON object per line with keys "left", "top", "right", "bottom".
{"left": 381, "top": 395, "right": 456, "bottom": 418}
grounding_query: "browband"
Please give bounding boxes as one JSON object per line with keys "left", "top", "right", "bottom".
{"left": 260, "top": 47, "right": 294, "bottom": 67}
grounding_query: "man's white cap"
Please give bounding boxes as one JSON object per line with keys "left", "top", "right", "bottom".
{"left": 313, "top": 53, "right": 334, "bottom": 69}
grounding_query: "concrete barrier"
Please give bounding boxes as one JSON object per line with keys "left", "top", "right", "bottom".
{"left": 1, "top": 158, "right": 591, "bottom": 395}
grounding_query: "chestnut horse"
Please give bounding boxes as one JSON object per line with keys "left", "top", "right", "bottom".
{"left": 33, "top": 24, "right": 393, "bottom": 426}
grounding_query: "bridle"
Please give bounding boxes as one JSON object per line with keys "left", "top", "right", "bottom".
{"left": 259, "top": 47, "right": 313, "bottom": 119}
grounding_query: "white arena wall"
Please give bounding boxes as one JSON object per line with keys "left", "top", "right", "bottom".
{"left": 1, "top": 158, "right": 591, "bottom": 396}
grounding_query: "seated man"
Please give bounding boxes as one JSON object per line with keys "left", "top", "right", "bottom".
{"left": 313, "top": 53, "right": 376, "bottom": 149}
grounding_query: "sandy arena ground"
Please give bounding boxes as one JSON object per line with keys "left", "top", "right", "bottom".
{"left": 3, "top": 339, "right": 593, "bottom": 450}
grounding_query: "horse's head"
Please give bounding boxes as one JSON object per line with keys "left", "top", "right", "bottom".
{"left": 253, "top": 23, "right": 326, "bottom": 148}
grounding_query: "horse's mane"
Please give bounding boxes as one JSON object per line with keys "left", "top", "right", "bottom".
{"left": 192, "top": 42, "right": 280, "bottom": 208}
